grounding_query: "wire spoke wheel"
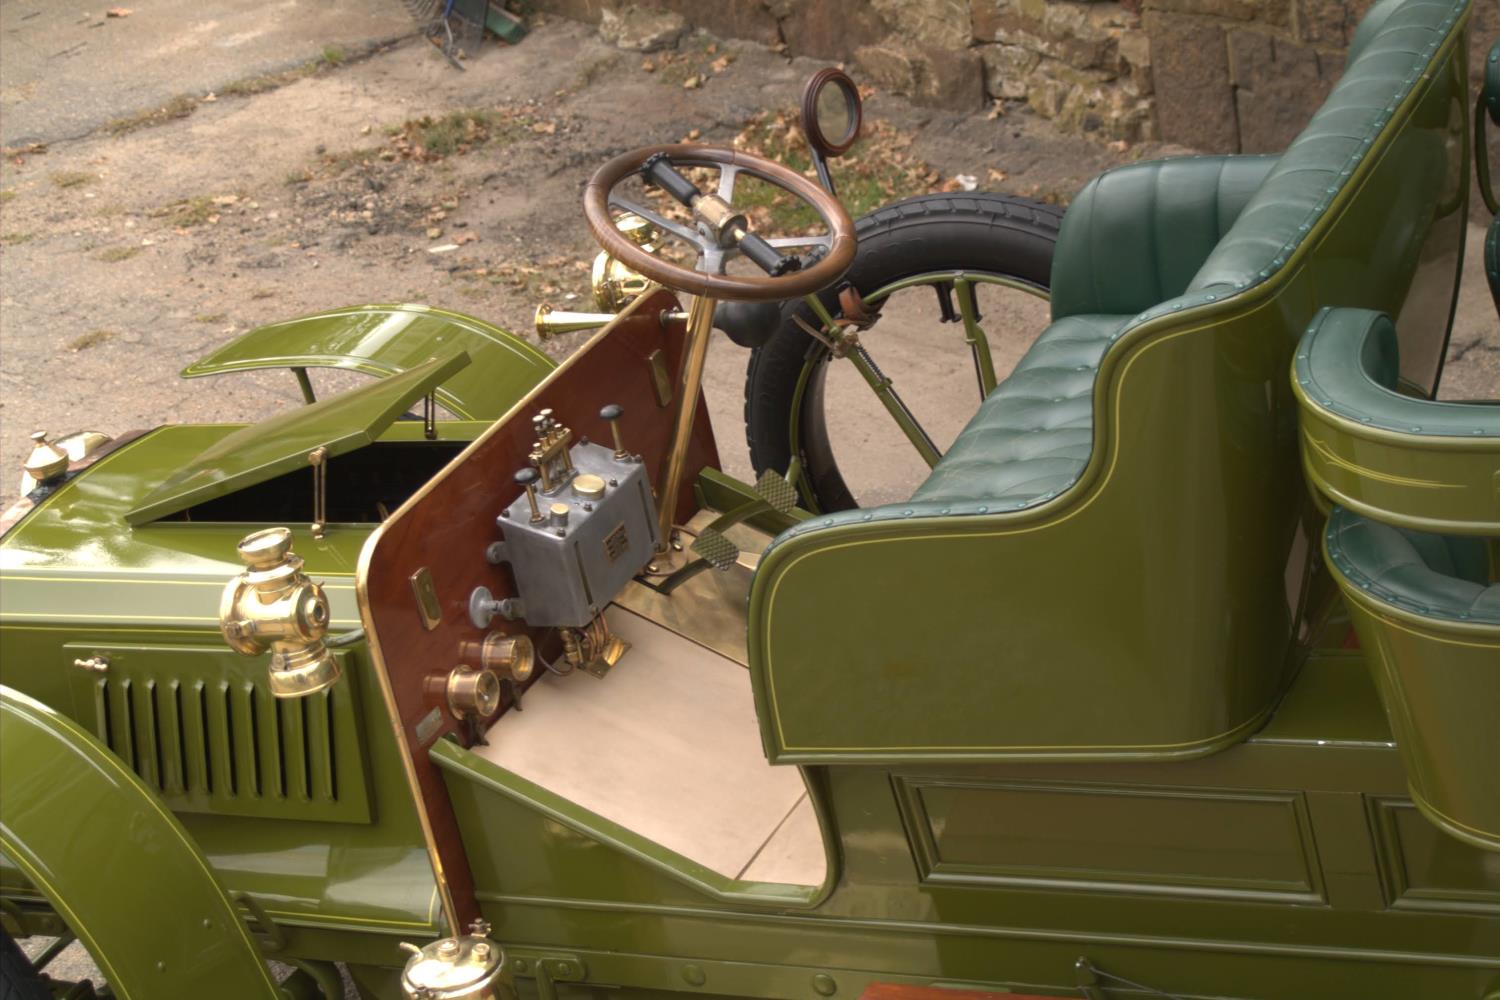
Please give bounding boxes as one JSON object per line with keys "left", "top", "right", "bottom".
{"left": 745, "top": 192, "right": 1061, "bottom": 512}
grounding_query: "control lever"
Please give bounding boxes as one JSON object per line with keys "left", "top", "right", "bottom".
{"left": 641, "top": 152, "right": 802, "bottom": 277}
{"left": 514, "top": 467, "right": 543, "bottom": 524}
{"left": 600, "top": 403, "right": 629, "bottom": 460}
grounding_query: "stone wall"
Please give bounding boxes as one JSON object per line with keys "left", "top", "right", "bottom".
{"left": 538, "top": 0, "right": 1496, "bottom": 151}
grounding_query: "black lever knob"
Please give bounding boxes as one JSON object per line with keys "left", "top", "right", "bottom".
{"left": 600, "top": 404, "right": 628, "bottom": 460}
{"left": 514, "top": 468, "right": 543, "bottom": 522}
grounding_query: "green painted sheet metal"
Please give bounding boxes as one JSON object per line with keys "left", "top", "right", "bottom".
{"left": 1293, "top": 308, "right": 1500, "bottom": 536}
{"left": 64, "top": 642, "right": 375, "bottom": 824}
{"left": 181, "top": 303, "right": 555, "bottom": 420}
{"left": 0, "top": 685, "right": 282, "bottom": 1000}
{"left": 127, "top": 352, "right": 470, "bottom": 525}
{"left": 1, "top": 425, "right": 456, "bottom": 942}
{"left": 440, "top": 653, "right": 1500, "bottom": 1000}
{"left": 1325, "top": 510, "right": 1500, "bottom": 853}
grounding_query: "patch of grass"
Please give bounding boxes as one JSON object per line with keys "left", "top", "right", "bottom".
{"left": 1, "top": 231, "right": 33, "bottom": 245}
{"left": 220, "top": 44, "right": 352, "bottom": 98}
{"left": 67, "top": 329, "right": 115, "bottom": 352}
{"left": 409, "top": 109, "right": 502, "bottom": 157}
{"left": 250, "top": 288, "right": 276, "bottom": 299}
{"left": 95, "top": 245, "right": 140, "bottom": 262}
{"left": 0, "top": 189, "right": 15, "bottom": 204}
{"left": 194, "top": 312, "right": 227, "bottom": 324}
{"left": 159, "top": 196, "right": 216, "bottom": 227}
{"left": 728, "top": 111, "right": 943, "bottom": 233}
{"left": 50, "top": 170, "right": 94, "bottom": 188}
{"left": 105, "top": 94, "right": 198, "bottom": 136}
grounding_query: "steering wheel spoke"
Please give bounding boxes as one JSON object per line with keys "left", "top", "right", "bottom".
{"left": 607, "top": 195, "right": 709, "bottom": 251}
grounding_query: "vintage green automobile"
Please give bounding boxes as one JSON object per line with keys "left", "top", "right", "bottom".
{"left": 2, "top": 0, "right": 1498, "bottom": 997}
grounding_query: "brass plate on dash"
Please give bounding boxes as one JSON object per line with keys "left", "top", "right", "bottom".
{"left": 647, "top": 349, "right": 673, "bottom": 407}
{"left": 410, "top": 567, "right": 443, "bottom": 630}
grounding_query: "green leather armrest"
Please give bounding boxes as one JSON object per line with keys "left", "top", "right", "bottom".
{"left": 1293, "top": 308, "right": 1500, "bottom": 535}
{"left": 1049, "top": 155, "right": 1277, "bottom": 321}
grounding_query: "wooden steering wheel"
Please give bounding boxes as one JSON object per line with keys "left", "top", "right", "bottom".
{"left": 583, "top": 143, "right": 857, "bottom": 302}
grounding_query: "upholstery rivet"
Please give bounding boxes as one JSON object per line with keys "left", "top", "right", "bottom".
{"left": 682, "top": 964, "right": 707, "bottom": 987}
{"left": 812, "top": 974, "right": 838, "bottom": 996}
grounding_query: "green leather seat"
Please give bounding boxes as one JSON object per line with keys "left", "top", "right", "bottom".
{"left": 914, "top": 156, "right": 1277, "bottom": 511}
{"left": 1325, "top": 509, "right": 1498, "bottom": 623}
{"left": 748, "top": 0, "right": 1473, "bottom": 765}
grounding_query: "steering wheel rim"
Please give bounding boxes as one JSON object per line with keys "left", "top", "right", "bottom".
{"left": 583, "top": 143, "right": 857, "bottom": 302}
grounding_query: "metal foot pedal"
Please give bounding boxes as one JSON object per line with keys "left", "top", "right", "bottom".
{"left": 690, "top": 527, "right": 739, "bottom": 571}
{"left": 755, "top": 468, "right": 797, "bottom": 514}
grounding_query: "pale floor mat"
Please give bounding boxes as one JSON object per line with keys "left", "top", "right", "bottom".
{"left": 475, "top": 605, "right": 826, "bottom": 885}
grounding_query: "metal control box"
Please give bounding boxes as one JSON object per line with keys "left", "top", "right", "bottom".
{"left": 497, "top": 441, "right": 658, "bottom": 628}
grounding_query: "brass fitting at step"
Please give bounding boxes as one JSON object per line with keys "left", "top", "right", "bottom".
{"left": 219, "top": 527, "right": 340, "bottom": 698}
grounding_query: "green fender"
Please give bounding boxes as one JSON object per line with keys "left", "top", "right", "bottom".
{"left": 0, "top": 686, "right": 281, "bottom": 1000}
{"left": 181, "top": 303, "right": 557, "bottom": 420}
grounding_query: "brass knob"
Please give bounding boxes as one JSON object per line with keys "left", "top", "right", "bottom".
{"left": 572, "top": 473, "right": 606, "bottom": 501}
{"left": 22, "top": 431, "right": 70, "bottom": 487}
{"left": 447, "top": 665, "right": 501, "bottom": 720}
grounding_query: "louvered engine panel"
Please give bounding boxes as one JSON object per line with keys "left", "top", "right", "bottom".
{"left": 64, "top": 643, "right": 373, "bottom": 824}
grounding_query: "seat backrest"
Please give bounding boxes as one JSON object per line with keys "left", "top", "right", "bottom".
{"left": 1186, "top": 0, "right": 1470, "bottom": 394}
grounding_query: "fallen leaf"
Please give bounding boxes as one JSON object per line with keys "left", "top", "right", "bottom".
{"left": 531, "top": 121, "right": 556, "bottom": 134}
{"left": 641, "top": 59, "right": 655, "bottom": 73}
{"left": 454, "top": 232, "right": 478, "bottom": 244}
{"left": 682, "top": 76, "right": 701, "bottom": 90}
{"left": 106, "top": 7, "right": 131, "bottom": 16}
{"left": 710, "top": 55, "right": 731, "bottom": 73}
{"left": 427, "top": 226, "right": 443, "bottom": 239}
{"left": 987, "top": 167, "right": 1007, "bottom": 182}
{"left": 202, "top": 92, "right": 217, "bottom": 102}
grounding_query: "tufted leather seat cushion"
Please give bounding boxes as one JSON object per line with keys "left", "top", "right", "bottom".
{"left": 912, "top": 314, "right": 1128, "bottom": 508}
{"left": 1325, "top": 507, "right": 1499, "bottom": 623}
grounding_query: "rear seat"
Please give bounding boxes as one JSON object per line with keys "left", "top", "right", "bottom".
{"left": 1295, "top": 306, "right": 1499, "bottom": 852}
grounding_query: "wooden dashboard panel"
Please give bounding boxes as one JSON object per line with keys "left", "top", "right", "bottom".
{"left": 356, "top": 288, "right": 719, "bottom": 927}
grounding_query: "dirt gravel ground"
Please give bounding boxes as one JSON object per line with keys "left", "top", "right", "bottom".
{"left": 1, "top": 1, "right": 1497, "bottom": 994}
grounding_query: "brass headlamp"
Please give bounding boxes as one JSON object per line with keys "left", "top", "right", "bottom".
{"left": 219, "top": 527, "right": 340, "bottom": 698}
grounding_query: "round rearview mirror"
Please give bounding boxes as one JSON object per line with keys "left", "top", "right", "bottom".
{"left": 800, "top": 68, "right": 862, "bottom": 158}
